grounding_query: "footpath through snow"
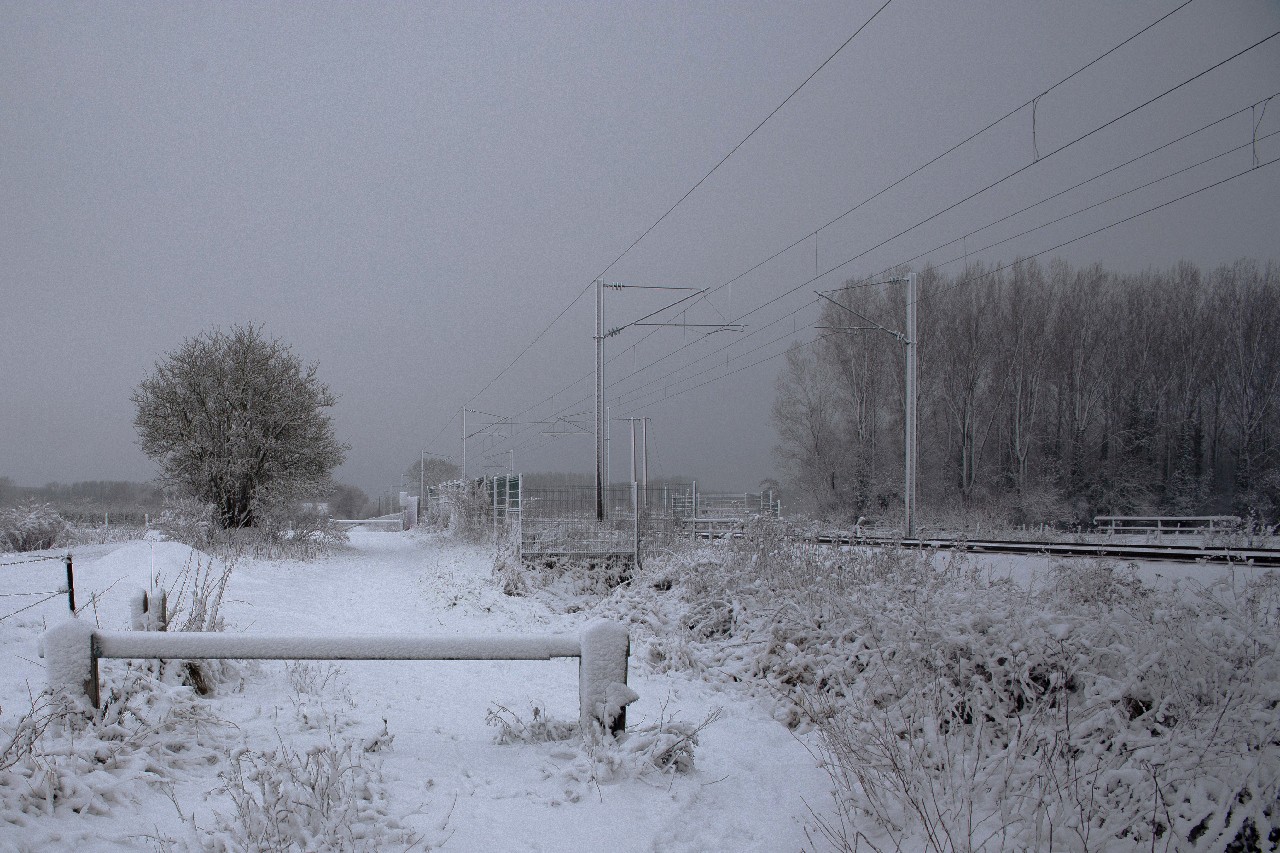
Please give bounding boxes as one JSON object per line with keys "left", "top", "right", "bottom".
{"left": 0, "top": 530, "right": 830, "bottom": 851}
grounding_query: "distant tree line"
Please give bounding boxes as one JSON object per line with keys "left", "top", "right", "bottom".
{"left": 772, "top": 258, "right": 1280, "bottom": 527}
{"left": 0, "top": 477, "right": 374, "bottom": 523}
{"left": 0, "top": 478, "right": 164, "bottom": 519}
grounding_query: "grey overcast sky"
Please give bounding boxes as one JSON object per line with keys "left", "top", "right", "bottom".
{"left": 2, "top": 0, "right": 1278, "bottom": 499}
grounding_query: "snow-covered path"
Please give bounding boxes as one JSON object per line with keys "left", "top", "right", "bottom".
{"left": 0, "top": 531, "right": 831, "bottom": 851}
{"left": 225, "top": 531, "right": 829, "bottom": 851}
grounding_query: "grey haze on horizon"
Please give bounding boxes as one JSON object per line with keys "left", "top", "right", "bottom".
{"left": 2, "top": 0, "right": 1278, "bottom": 500}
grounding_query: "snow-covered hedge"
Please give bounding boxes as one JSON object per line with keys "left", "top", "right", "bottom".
{"left": 598, "top": 522, "right": 1280, "bottom": 851}
{"left": 0, "top": 502, "right": 68, "bottom": 552}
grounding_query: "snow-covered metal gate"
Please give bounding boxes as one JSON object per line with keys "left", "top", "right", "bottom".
{"left": 43, "top": 617, "right": 634, "bottom": 735}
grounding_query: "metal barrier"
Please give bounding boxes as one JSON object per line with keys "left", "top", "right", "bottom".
{"left": 43, "top": 618, "right": 633, "bottom": 736}
{"left": 1094, "top": 515, "right": 1242, "bottom": 534}
{"left": 517, "top": 482, "right": 782, "bottom": 567}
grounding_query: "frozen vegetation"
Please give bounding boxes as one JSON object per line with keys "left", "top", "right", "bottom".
{"left": 0, "top": 521, "right": 1276, "bottom": 851}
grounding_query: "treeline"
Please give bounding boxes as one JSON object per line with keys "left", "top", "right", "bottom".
{"left": 772, "top": 258, "right": 1280, "bottom": 527}
{"left": 0, "top": 478, "right": 164, "bottom": 516}
{"left": 0, "top": 477, "right": 374, "bottom": 522}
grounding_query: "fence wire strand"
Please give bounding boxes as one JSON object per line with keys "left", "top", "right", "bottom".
{"left": 0, "top": 554, "right": 66, "bottom": 568}
{"left": 0, "top": 591, "right": 64, "bottom": 623}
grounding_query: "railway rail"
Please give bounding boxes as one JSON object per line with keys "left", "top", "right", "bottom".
{"left": 809, "top": 533, "right": 1280, "bottom": 567}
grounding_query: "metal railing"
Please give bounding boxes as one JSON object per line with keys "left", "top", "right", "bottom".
{"left": 45, "top": 617, "right": 634, "bottom": 735}
{"left": 1094, "top": 515, "right": 1242, "bottom": 534}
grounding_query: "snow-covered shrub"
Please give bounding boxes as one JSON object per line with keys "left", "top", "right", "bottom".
{"left": 0, "top": 669, "right": 230, "bottom": 825}
{"left": 590, "top": 709, "right": 720, "bottom": 777}
{"left": 157, "top": 551, "right": 242, "bottom": 697}
{"left": 0, "top": 691, "right": 64, "bottom": 773}
{"left": 0, "top": 502, "right": 68, "bottom": 552}
{"left": 492, "top": 533, "right": 528, "bottom": 596}
{"left": 436, "top": 480, "right": 490, "bottom": 542}
{"left": 284, "top": 661, "right": 345, "bottom": 698}
{"left": 159, "top": 494, "right": 345, "bottom": 560}
{"left": 488, "top": 701, "right": 718, "bottom": 788}
{"left": 193, "top": 678, "right": 412, "bottom": 853}
{"left": 246, "top": 492, "right": 348, "bottom": 560}
{"left": 157, "top": 496, "right": 219, "bottom": 550}
{"left": 1043, "top": 556, "right": 1148, "bottom": 606}
{"left": 197, "top": 733, "right": 415, "bottom": 853}
{"left": 602, "top": 539, "right": 1280, "bottom": 851}
{"left": 63, "top": 521, "right": 148, "bottom": 547}
{"left": 518, "top": 548, "right": 635, "bottom": 602}
{"left": 486, "top": 702, "right": 576, "bottom": 745}
{"left": 799, "top": 569, "right": 1280, "bottom": 852}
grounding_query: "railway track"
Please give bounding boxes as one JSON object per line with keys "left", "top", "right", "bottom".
{"left": 809, "top": 533, "right": 1280, "bottom": 567}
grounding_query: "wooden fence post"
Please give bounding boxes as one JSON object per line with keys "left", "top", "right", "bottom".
{"left": 64, "top": 554, "right": 75, "bottom": 614}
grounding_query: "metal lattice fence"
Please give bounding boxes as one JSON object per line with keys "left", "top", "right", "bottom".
{"left": 427, "top": 475, "right": 781, "bottom": 568}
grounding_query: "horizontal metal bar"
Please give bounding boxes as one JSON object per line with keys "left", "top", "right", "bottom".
{"left": 94, "top": 631, "right": 582, "bottom": 661}
{"left": 1094, "top": 515, "right": 1240, "bottom": 522}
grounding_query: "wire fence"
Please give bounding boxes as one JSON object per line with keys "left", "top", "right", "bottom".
{"left": 0, "top": 553, "right": 74, "bottom": 623}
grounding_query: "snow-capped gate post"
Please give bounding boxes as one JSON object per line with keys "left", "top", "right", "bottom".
{"left": 129, "top": 588, "right": 167, "bottom": 631}
{"left": 41, "top": 617, "right": 98, "bottom": 709}
{"left": 579, "top": 620, "right": 636, "bottom": 737}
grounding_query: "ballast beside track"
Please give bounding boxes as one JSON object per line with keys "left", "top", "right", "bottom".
{"left": 808, "top": 533, "right": 1280, "bottom": 567}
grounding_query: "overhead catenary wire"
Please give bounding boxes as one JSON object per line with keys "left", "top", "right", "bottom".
{"left": 601, "top": 149, "right": 1280, "bottom": 420}
{"left": 614, "top": 28, "right": 1280, "bottom": 395}
{"left": 488, "top": 106, "right": 1279, "bottom": 463}
{"left": 927, "top": 129, "right": 1280, "bottom": 272}
{"left": 478, "top": 1, "right": 1220, "bottom": 452}
{"left": 866, "top": 94, "right": 1280, "bottom": 280}
{"left": 920, "top": 154, "right": 1280, "bottom": 304}
{"left": 609, "top": 158, "right": 1280, "bottom": 419}
{"left": 462, "top": 9, "right": 1276, "bottom": 469}
{"left": 422, "top": 0, "right": 897, "bottom": 456}
{"left": 557, "top": 0, "right": 1206, "bottom": 381}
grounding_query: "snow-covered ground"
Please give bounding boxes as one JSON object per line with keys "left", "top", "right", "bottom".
{"left": 3, "top": 530, "right": 1276, "bottom": 852}
{"left": 0, "top": 531, "right": 831, "bottom": 851}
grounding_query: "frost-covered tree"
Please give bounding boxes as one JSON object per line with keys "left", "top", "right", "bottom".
{"left": 405, "top": 456, "right": 461, "bottom": 498}
{"left": 132, "top": 325, "right": 347, "bottom": 529}
{"left": 774, "top": 258, "right": 1280, "bottom": 525}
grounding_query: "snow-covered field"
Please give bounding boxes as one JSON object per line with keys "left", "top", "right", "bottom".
{"left": 0, "top": 531, "right": 831, "bottom": 852}
{"left": 2, "top": 528, "right": 1278, "bottom": 852}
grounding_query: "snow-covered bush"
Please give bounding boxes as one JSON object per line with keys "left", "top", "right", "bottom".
{"left": 435, "top": 480, "right": 490, "bottom": 542}
{"left": 188, "top": 667, "right": 412, "bottom": 853}
{"left": 598, "top": 538, "right": 1280, "bottom": 851}
{"left": 158, "top": 551, "right": 241, "bottom": 696}
{"left": 246, "top": 492, "right": 348, "bottom": 560}
{"left": 0, "top": 502, "right": 68, "bottom": 552}
{"left": 284, "top": 661, "right": 345, "bottom": 698}
{"left": 486, "top": 702, "right": 576, "bottom": 744}
{"left": 0, "top": 669, "right": 229, "bottom": 826}
{"left": 157, "top": 496, "right": 219, "bottom": 550}
{"left": 197, "top": 733, "right": 414, "bottom": 853}
{"left": 0, "top": 691, "right": 63, "bottom": 773}
{"left": 492, "top": 533, "right": 528, "bottom": 596}
{"left": 487, "top": 701, "right": 719, "bottom": 784}
{"left": 802, "top": 568, "right": 1280, "bottom": 852}
{"left": 158, "top": 494, "right": 345, "bottom": 560}
{"left": 63, "top": 521, "right": 148, "bottom": 547}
